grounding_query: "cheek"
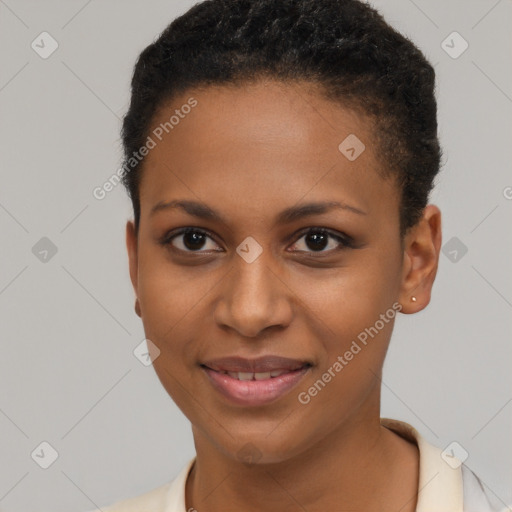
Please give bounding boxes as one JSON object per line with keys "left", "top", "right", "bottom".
{"left": 297, "top": 297, "right": 397, "bottom": 432}
{"left": 295, "top": 247, "right": 402, "bottom": 384}
{"left": 296, "top": 250, "right": 401, "bottom": 332}
{"left": 139, "top": 263, "right": 202, "bottom": 416}
{"left": 135, "top": 249, "right": 201, "bottom": 371}
{"left": 137, "top": 243, "right": 202, "bottom": 330}
{"left": 317, "top": 289, "right": 396, "bottom": 385}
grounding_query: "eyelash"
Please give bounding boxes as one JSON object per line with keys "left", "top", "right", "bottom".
{"left": 159, "top": 226, "right": 355, "bottom": 255}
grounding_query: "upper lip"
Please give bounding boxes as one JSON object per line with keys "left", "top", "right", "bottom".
{"left": 201, "top": 356, "right": 311, "bottom": 373}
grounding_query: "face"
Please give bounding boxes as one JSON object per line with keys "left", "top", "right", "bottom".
{"left": 126, "top": 79, "right": 434, "bottom": 464}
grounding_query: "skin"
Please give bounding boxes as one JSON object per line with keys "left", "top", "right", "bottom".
{"left": 126, "top": 79, "right": 442, "bottom": 512}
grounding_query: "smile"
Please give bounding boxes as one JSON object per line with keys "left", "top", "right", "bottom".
{"left": 215, "top": 369, "right": 293, "bottom": 380}
{"left": 201, "top": 364, "right": 311, "bottom": 406}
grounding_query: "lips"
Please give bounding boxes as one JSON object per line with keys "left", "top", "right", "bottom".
{"left": 201, "top": 355, "right": 311, "bottom": 374}
{"left": 214, "top": 369, "right": 293, "bottom": 381}
{"left": 200, "top": 355, "right": 312, "bottom": 406}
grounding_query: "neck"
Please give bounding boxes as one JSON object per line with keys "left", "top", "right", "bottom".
{"left": 185, "top": 399, "right": 419, "bottom": 511}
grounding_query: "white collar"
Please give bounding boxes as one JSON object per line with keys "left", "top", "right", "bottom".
{"left": 380, "top": 418, "right": 463, "bottom": 512}
{"left": 163, "top": 418, "right": 464, "bottom": 512}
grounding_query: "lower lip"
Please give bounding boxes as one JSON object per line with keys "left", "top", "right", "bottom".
{"left": 202, "top": 366, "right": 311, "bottom": 406}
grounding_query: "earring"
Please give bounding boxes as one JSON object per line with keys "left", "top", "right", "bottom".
{"left": 411, "top": 296, "right": 417, "bottom": 302}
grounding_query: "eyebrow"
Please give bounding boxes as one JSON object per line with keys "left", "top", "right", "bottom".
{"left": 150, "top": 199, "right": 367, "bottom": 226}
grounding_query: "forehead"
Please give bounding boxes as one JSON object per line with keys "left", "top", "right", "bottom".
{"left": 138, "top": 79, "right": 398, "bottom": 223}
{"left": 149, "top": 79, "right": 376, "bottom": 159}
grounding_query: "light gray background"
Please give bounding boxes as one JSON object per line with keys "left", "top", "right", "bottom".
{"left": 0, "top": 1, "right": 511, "bottom": 511}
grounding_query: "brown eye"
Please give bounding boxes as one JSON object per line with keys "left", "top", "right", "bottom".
{"left": 303, "top": 232, "right": 329, "bottom": 251}
{"left": 164, "top": 228, "right": 222, "bottom": 252}
{"left": 290, "top": 228, "right": 353, "bottom": 253}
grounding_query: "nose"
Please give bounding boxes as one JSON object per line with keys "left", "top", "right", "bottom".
{"left": 213, "top": 251, "right": 293, "bottom": 338}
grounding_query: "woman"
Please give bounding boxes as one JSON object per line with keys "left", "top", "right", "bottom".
{"left": 89, "top": 0, "right": 502, "bottom": 510}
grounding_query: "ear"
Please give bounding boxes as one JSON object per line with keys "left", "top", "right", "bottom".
{"left": 398, "top": 204, "right": 442, "bottom": 314}
{"left": 126, "top": 220, "right": 141, "bottom": 318}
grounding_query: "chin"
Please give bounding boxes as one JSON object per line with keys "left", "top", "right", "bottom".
{"left": 208, "top": 427, "right": 310, "bottom": 466}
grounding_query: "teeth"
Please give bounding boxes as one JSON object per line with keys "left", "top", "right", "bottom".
{"left": 221, "top": 369, "right": 294, "bottom": 380}
{"left": 254, "top": 372, "right": 271, "bottom": 380}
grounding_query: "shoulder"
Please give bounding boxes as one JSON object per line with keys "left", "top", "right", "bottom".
{"left": 84, "top": 481, "right": 172, "bottom": 512}
{"left": 461, "top": 464, "right": 508, "bottom": 512}
{"left": 84, "top": 458, "right": 195, "bottom": 512}
{"left": 381, "top": 418, "right": 508, "bottom": 512}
